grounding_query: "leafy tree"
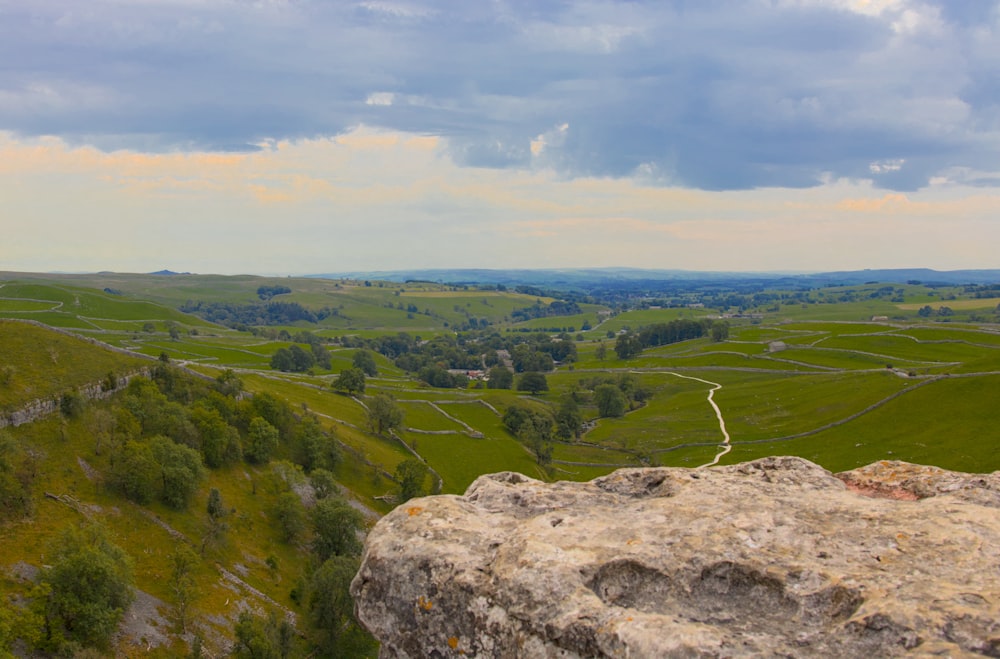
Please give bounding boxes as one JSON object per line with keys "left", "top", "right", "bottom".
{"left": 232, "top": 610, "right": 296, "bottom": 659}
{"left": 150, "top": 436, "right": 205, "bottom": 510}
{"left": 311, "top": 343, "right": 332, "bottom": 370}
{"left": 333, "top": 367, "right": 366, "bottom": 396}
{"left": 710, "top": 321, "right": 730, "bottom": 342}
{"left": 272, "top": 491, "right": 307, "bottom": 544}
{"left": 306, "top": 556, "right": 376, "bottom": 658}
{"left": 614, "top": 333, "right": 643, "bottom": 359}
{"left": 289, "top": 344, "right": 316, "bottom": 371}
{"left": 110, "top": 440, "right": 159, "bottom": 504}
{"left": 486, "top": 366, "right": 513, "bottom": 390}
{"left": 516, "top": 371, "right": 549, "bottom": 395}
{"left": 270, "top": 347, "right": 295, "bottom": 372}
{"left": 595, "top": 342, "right": 607, "bottom": 361}
{"left": 311, "top": 496, "right": 365, "bottom": 560}
{"left": 366, "top": 393, "right": 404, "bottom": 436}
{"left": 352, "top": 349, "right": 378, "bottom": 376}
{"left": 292, "top": 416, "right": 339, "bottom": 473}
{"left": 207, "top": 488, "right": 226, "bottom": 520}
{"left": 42, "top": 523, "right": 135, "bottom": 650}
{"left": 309, "top": 469, "right": 337, "bottom": 500}
{"left": 246, "top": 417, "right": 280, "bottom": 465}
{"left": 214, "top": 369, "right": 244, "bottom": 397}
{"left": 59, "top": 389, "right": 85, "bottom": 419}
{"left": 918, "top": 305, "right": 934, "bottom": 317}
{"left": 168, "top": 544, "right": 200, "bottom": 633}
{"left": 190, "top": 405, "right": 242, "bottom": 468}
{"left": 555, "top": 396, "right": 583, "bottom": 440}
{"left": 395, "top": 459, "right": 428, "bottom": 502}
{"left": 595, "top": 383, "right": 628, "bottom": 418}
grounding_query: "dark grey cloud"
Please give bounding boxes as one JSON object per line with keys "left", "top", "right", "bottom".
{"left": 1, "top": 0, "right": 997, "bottom": 190}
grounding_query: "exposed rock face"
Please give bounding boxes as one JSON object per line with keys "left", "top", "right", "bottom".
{"left": 352, "top": 457, "right": 1000, "bottom": 657}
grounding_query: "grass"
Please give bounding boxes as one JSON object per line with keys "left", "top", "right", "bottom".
{"left": 724, "top": 374, "right": 1000, "bottom": 473}
{"left": 0, "top": 320, "right": 149, "bottom": 411}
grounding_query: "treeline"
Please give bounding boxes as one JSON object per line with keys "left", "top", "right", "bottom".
{"left": 257, "top": 285, "right": 291, "bottom": 300}
{"left": 270, "top": 331, "right": 333, "bottom": 372}
{"left": 180, "top": 300, "right": 339, "bottom": 327}
{"left": 510, "top": 300, "right": 582, "bottom": 322}
{"left": 615, "top": 319, "right": 728, "bottom": 358}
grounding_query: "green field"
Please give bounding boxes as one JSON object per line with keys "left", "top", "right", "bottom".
{"left": 3, "top": 271, "right": 1000, "bottom": 656}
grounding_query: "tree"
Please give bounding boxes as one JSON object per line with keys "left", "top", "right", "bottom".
{"left": 595, "top": 383, "right": 628, "bottom": 418}
{"left": 333, "top": 367, "right": 366, "bottom": 396}
{"left": 352, "top": 349, "right": 378, "bottom": 376}
{"left": 395, "top": 459, "right": 428, "bottom": 502}
{"left": 517, "top": 372, "right": 548, "bottom": 395}
{"left": 918, "top": 305, "right": 933, "bottom": 317}
{"left": 306, "top": 556, "right": 375, "bottom": 658}
{"left": 42, "top": 523, "right": 135, "bottom": 650}
{"left": 168, "top": 544, "right": 199, "bottom": 633}
{"left": 292, "top": 416, "right": 339, "bottom": 473}
{"left": 595, "top": 342, "right": 607, "bottom": 361}
{"left": 710, "top": 321, "right": 730, "bottom": 342}
{"left": 59, "top": 389, "right": 85, "bottom": 419}
{"left": 246, "top": 417, "right": 280, "bottom": 464}
{"left": 207, "top": 488, "right": 226, "bottom": 520}
{"left": 109, "top": 440, "right": 159, "bottom": 505}
{"left": 191, "top": 406, "right": 242, "bottom": 468}
{"left": 614, "top": 333, "right": 643, "bottom": 359}
{"left": 232, "top": 610, "right": 296, "bottom": 659}
{"left": 272, "top": 491, "right": 306, "bottom": 544}
{"left": 555, "top": 396, "right": 583, "bottom": 440}
{"left": 149, "top": 436, "right": 205, "bottom": 510}
{"left": 366, "top": 393, "right": 404, "bottom": 436}
{"left": 270, "top": 347, "right": 295, "bottom": 372}
{"left": 486, "top": 366, "right": 513, "bottom": 390}
{"left": 309, "top": 469, "right": 337, "bottom": 500}
{"left": 311, "top": 496, "right": 364, "bottom": 561}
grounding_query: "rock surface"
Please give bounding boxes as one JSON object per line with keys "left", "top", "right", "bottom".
{"left": 352, "top": 457, "right": 1000, "bottom": 657}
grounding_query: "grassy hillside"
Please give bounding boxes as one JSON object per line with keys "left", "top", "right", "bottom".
{"left": 3, "top": 271, "right": 1000, "bottom": 655}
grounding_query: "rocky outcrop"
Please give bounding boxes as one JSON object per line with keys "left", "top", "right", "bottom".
{"left": 352, "top": 457, "right": 1000, "bottom": 657}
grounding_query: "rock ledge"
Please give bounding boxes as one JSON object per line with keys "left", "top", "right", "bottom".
{"left": 352, "top": 457, "right": 1000, "bottom": 657}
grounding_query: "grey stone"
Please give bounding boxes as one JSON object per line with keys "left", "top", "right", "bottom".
{"left": 352, "top": 457, "right": 1000, "bottom": 657}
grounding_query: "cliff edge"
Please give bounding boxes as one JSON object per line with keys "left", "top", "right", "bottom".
{"left": 352, "top": 457, "right": 1000, "bottom": 657}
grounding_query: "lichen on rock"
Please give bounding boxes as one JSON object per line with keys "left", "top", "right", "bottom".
{"left": 352, "top": 457, "right": 1000, "bottom": 657}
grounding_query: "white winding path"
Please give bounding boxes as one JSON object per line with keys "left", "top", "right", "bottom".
{"left": 665, "top": 372, "right": 731, "bottom": 468}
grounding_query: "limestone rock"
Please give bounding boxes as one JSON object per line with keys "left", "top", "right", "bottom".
{"left": 352, "top": 457, "right": 1000, "bottom": 657}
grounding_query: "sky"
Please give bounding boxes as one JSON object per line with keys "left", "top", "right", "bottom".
{"left": 2, "top": 0, "right": 999, "bottom": 275}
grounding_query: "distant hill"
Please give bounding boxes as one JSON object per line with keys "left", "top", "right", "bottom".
{"left": 308, "top": 268, "right": 1000, "bottom": 291}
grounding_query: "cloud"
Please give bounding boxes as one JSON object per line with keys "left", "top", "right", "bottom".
{"left": 0, "top": 0, "right": 999, "bottom": 193}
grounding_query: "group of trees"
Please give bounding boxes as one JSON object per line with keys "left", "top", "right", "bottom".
{"left": 615, "top": 319, "right": 729, "bottom": 359}
{"left": 77, "top": 366, "right": 341, "bottom": 511}
{"left": 918, "top": 305, "right": 955, "bottom": 318}
{"left": 181, "top": 300, "right": 340, "bottom": 327}
{"left": 271, "top": 332, "right": 333, "bottom": 372}
{"left": 509, "top": 299, "right": 582, "bottom": 322}
{"left": 257, "top": 285, "right": 292, "bottom": 300}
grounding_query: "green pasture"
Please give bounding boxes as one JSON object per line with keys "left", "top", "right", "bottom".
{"left": 818, "top": 334, "right": 987, "bottom": 365}
{"left": 399, "top": 401, "right": 469, "bottom": 432}
{"left": 723, "top": 374, "right": 1000, "bottom": 473}
{"left": 717, "top": 370, "right": 913, "bottom": 442}
{"left": 0, "top": 320, "right": 149, "bottom": 410}
{"left": 412, "top": 432, "right": 543, "bottom": 493}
